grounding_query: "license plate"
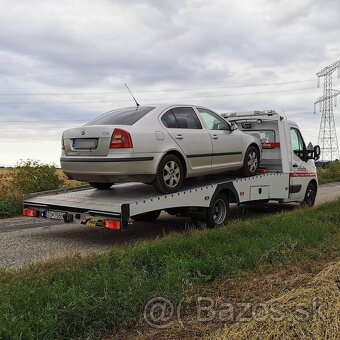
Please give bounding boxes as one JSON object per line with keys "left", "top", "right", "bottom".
{"left": 86, "top": 219, "right": 100, "bottom": 227}
{"left": 47, "top": 210, "right": 64, "bottom": 220}
{"left": 72, "top": 138, "right": 98, "bottom": 149}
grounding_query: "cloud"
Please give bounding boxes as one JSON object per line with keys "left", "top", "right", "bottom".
{"left": 0, "top": 0, "right": 340, "bottom": 165}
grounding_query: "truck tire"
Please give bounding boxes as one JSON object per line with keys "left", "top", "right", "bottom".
{"left": 301, "top": 182, "right": 317, "bottom": 207}
{"left": 205, "top": 193, "right": 229, "bottom": 228}
{"left": 153, "top": 154, "right": 184, "bottom": 194}
{"left": 89, "top": 182, "right": 114, "bottom": 190}
{"left": 131, "top": 210, "right": 161, "bottom": 222}
{"left": 242, "top": 146, "right": 259, "bottom": 176}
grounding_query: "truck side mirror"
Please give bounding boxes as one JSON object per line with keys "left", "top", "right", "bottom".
{"left": 230, "top": 122, "right": 238, "bottom": 131}
{"left": 313, "top": 145, "right": 321, "bottom": 161}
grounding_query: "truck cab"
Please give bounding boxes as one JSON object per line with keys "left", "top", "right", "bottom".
{"left": 223, "top": 110, "right": 320, "bottom": 204}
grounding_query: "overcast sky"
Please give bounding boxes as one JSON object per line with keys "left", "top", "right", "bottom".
{"left": 0, "top": 0, "right": 340, "bottom": 166}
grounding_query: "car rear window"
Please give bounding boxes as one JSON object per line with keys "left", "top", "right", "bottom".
{"left": 86, "top": 106, "right": 155, "bottom": 126}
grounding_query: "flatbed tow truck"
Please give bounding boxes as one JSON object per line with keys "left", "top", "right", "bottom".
{"left": 23, "top": 111, "right": 321, "bottom": 229}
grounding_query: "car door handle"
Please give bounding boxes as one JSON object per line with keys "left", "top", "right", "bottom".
{"left": 175, "top": 134, "right": 184, "bottom": 140}
{"left": 211, "top": 135, "right": 219, "bottom": 140}
{"left": 293, "top": 163, "right": 298, "bottom": 167}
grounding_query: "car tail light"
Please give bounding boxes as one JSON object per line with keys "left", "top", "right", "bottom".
{"left": 101, "top": 219, "right": 121, "bottom": 230}
{"left": 110, "top": 128, "right": 133, "bottom": 149}
{"left": 61, "top": 137, "right": 65, "bottom": 150}
{"left": 23, "top": 208, "right": 40, "bottom": 217}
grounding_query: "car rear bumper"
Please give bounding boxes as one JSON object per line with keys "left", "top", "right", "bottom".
{"left": 60, "top": 154, "right": 160, "bottom": 183}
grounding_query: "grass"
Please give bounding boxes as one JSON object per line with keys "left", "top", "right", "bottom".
{"left": 317, "top": 160, "right": 340, "bottom": 184}
{"left": 0, "top": 200, "right": 339, "bottom": 339}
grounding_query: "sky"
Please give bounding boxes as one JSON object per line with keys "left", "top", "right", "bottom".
{"left": 0, "top": 0, "right": 340, "bottom": 166}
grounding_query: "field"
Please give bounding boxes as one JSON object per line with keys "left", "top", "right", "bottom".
{"left": 0, "top": 199, "right": 339, "bottom": 339}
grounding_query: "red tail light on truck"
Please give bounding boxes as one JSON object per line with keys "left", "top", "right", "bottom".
{"left": 23, "top": 208, "right": 40, "bottom": 217}
{"left": 110, "top": 128, "right": 133, "bottom": 149}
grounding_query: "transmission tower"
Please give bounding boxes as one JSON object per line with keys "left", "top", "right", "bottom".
{"left": 314, "top": 60, "right": 340, "bottom": 161}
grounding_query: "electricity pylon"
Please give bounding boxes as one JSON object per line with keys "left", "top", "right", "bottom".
{"left": 314, "top": 60, "right": 340, "bottom": 161}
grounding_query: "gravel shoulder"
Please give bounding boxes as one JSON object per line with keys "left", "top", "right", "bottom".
{"left": 0, "top": 182, "right": 339, "bottom": 269}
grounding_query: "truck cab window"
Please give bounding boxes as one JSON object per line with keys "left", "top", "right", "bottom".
{"left": 290, "top": 128, "right": 305, "bottom": 160}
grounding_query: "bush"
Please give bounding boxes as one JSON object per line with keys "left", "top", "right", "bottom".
{"left": 11, "top": 160, "right": 64, "bottom": 194}
{"left": 317, "top": 160, "right": 340, "bottom": 184}
{"left": 0, "top": 160, "right": 64, "bottom": 218}
{"left": 329, "top": 160, "right": 340, "bottom": 177}
{"left": 0, "top": 198, "right": 21, "bottom": 218}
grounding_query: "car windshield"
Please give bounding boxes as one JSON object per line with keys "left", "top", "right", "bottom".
{"left": 86, "top": 106, "right": 155, "bottom": 126}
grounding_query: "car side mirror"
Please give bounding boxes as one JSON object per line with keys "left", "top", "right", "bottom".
{"left": 230, "top": 122, "right": 238, "bottom": 131}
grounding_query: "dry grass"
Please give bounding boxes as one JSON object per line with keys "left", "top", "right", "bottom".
{"left": 0, "top": 168, "right": 81, "bottom": 190}
{"left": 56, "top": 169, "right": 82, "bottom": 187}
{"left": 212, "top": 261, "right": 340, "bottom": 340}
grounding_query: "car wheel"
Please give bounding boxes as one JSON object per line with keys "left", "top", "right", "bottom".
{"left": 301, "top": 182, "right": 317, "bottom": 207}
{"left": 131, "top": 210, "right": 161, "bottom": 222}
{"left": 89, "top": 182, "right": 114, "bottom": 190}
{"left": 153, "top": 154, "right": 184, "bottom": 194}
{"left": 242, "top": 146, "right": 259, "bottom": 176}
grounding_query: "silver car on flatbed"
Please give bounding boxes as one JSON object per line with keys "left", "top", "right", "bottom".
{"left": 61, "top": 104, "right": 261, "bottom": 193}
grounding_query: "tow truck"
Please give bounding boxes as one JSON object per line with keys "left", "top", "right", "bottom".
{"left": 23, "top": 111, "right": 321, "bottom": 229}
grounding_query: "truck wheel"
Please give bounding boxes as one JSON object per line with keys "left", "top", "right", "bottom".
{"left": 89, "top": 182, "right": 114, "bottom": 190}
{"left": 153, "top": 154, "right": 184, "bottom": 194}
{"left": 242, "top": 146, "right": 259, "bottom": 176}
{"left": 205, "top": 193, "right": 229, "bottom": 228}
{"left": 301, "top": 182, "right": 317, "bottom": 207}
{"left": 131, "top": 210, "right": 161, "bottom": 222}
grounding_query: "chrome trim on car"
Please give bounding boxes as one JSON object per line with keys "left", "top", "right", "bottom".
{"left": 186, "top": 152, "right": 242, "bottom": 158}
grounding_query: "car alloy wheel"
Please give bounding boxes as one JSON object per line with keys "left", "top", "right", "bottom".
{"left": 163, "top": 160, "right": 181, "bottom": 188}
{"left": 153, "top": 154, "right": 184, "bottom": 194}
{"left": 247, "top": 151, "right": 258, "bottom": 173}
{"left": 242, "top": 146, "right": 260, "bottom": 176}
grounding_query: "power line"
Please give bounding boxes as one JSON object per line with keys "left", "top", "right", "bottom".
{"left": 0, "top": 86, "right": 317, "bottom": 105}
{"left": 0, "top": 79, "right": 315, "bottom": 96}
{"left": 0, "top": 108, "right": 318, "bottom": 124}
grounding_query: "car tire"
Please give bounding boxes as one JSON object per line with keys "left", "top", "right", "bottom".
{"left": 153, "top": 154, "right": 184, "bottom": 194}
{"left": 131, "top": 210, "right": 161, "bottom": 222}
{"left": 89, "top": 182, "right": 114, "bottom": 190}
{"left": 242, "top": 146, "right": 260, "bottom": 176}
{"left": 301, "top": 182, "right": 317, "bottom": 207}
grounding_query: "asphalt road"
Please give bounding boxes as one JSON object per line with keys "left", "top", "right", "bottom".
{"left": 0, "top": 182, "right": 339, "bottom": 269}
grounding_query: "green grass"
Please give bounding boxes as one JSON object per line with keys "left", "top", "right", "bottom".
{"left": 0, "top": 200, "right": 340, "bottom": 339}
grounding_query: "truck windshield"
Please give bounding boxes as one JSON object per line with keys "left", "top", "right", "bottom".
{"left": 86, "top": 106, "right": 155, "bottom": 126}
